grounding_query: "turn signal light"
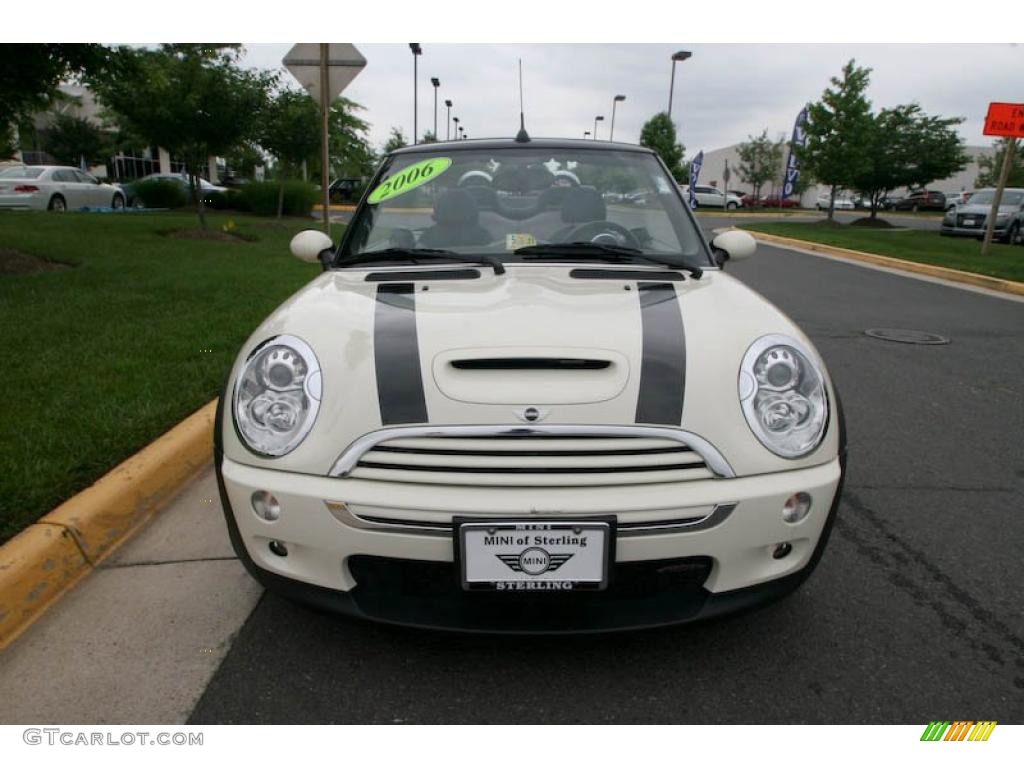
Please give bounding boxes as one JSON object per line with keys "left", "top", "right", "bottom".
{"left": 782, "top": 492, "right": 812, "bottom": 524}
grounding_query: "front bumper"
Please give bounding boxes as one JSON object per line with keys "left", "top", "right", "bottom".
{"left": 216, "top": 444, "right": 845, "bottom": 632}
{"left": 941, "top": 223, "right": 1010, "bottom": 238}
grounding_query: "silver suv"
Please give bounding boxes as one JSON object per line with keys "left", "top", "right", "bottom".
{"left": 940, "top": 188, "right": 1023, "bottom": 244}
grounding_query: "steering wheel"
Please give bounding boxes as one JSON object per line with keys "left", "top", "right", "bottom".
{"left": 560, "top": 220, "right": 644, "bottom": 250}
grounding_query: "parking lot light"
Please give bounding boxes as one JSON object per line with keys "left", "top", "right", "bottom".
{"left": 593, "top": 115, "right": 604, "bottom": 140}
{"left": 409, "top": 44, "right": 422, "bottom": 144}
{"left": 610, "top": 95, "right": 626, "bottom": 141}
{"left": 668, "top": 50, "right": 692, "bottom": 119}
{"left": 445, "top": 99, "right": 453, "bottom": 140}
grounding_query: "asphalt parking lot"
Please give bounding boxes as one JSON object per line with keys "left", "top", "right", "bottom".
{"left": 184, "top": 241, "right": 1023, "bottom": 724}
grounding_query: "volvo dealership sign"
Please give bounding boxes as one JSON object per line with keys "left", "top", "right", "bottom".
{"left": 782, "top": 106, "right": 808, "bottom": 199}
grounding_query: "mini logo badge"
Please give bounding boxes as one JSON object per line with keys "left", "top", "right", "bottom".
{"left": 514, "top": 407, "right": 549, "bottom": 423}
{"left": 497, "top": 547, "right": 573, "bottom": 575}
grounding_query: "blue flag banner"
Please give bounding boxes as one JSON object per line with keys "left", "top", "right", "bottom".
{"left": 782, "top": 108, "right": 808, "bottom": 199}
{"left": 688, "top": 151, "right": 703, "bottom": 210}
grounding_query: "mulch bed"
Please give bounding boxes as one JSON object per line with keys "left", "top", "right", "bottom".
{"left": 0, "top": 248, "right": 72, "bottom": 275}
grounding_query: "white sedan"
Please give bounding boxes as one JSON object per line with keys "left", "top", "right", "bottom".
{"left": 216, "top": 137, "right": 847, "bottom": 633}
{"left": 0, "top": 165, "right": 126, "bottom": 211}
{"left": 816, "top": 195, "right": 855, "bottom": 211}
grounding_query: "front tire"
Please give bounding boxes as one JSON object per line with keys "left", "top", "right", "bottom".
{"left": 727, "top": 202, "right": 738, "bottom": 210}
{"left": 1003, "top": 222, "right": 1019, "bottom": 245}
{"left": 112, "top": 194, "right": 125, "bottom": 211}
{"left": 48, "top": 195, "right": 66, "bottom": 212}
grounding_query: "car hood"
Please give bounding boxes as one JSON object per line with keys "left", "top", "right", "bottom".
{"left": 220, "top": 265, "right": 840, "bottom": 478}
{"left": 955, "top": 202, "right": 1018, "bottom": 216}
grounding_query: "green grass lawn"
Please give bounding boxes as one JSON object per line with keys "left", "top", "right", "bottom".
{"left": 742, "top": 221, "right": 1024, "bottom": 282}
{"left": 0, "top": 211, "right": 328, "bottom": 543}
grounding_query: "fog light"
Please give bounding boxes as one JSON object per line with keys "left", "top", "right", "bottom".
{"left": 251, "top": 490, "right": 280, "bottom": 521}
{"left": 772, "top": 542, "right": 793, "bottom": 560}
{"left": 782, "top": 492, "right": 812, "bottom": 524}
{"left": 268, "top": 540, "right": 288, "bottom": 557}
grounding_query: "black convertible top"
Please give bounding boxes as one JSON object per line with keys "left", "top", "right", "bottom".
{"left": 390, "top": 137, "right": 655, "bottom": 156}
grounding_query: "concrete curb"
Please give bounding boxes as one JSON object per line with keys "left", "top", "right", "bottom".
{"left": 0, "top": 400, "right": 217, "bottom": 650}
{"left": 744, "top": 230, "right": 1024, "bottom": 298}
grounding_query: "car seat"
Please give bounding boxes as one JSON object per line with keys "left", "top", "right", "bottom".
{"left": 419, "top": 189, "right": 493, "bottom": 248}
{"left": 552, "top": 186, "right": 607, "bottom": 241}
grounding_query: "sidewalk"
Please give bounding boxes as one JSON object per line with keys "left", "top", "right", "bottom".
{"left": 0, "top": 467, "right": 261, "bottom": 724}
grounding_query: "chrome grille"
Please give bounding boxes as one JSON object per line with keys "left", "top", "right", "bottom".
{"left": 342, "top": 432, "right": 719, "bottom": 486}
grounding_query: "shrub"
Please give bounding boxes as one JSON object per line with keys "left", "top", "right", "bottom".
{"left": 237, "top": 180, "right": 319, "bottom": 217}
{"left": 204, "top": 189, "right": 240, "bottom": 210}
{"left": 134, "top": 179, "right": 189, "bottom": 209}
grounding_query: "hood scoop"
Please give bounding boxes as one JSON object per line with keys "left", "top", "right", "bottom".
{"left": 433, "top": 347, "right": 629, "bottom": 405}
{"left": 450, "top": 357, "right": 610, "bottom": 371}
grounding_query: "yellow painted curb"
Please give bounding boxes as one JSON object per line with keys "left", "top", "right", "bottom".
{"left": 0, "top": 400, "right": 217, "bottom": 650}
{"left": 745, "top": 230, "right": 1024, "bottom": 298}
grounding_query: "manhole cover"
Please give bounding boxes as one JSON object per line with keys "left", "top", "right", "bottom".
{"left": 864, "top": 328, "right": 950, "bottom": 345}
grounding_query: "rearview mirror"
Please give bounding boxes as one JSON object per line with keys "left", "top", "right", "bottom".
{"left": 710, "top": 229, "right": 756, "bottom": 266}
{"left": 290, "top": 229, "right": 334, "bottom": 267}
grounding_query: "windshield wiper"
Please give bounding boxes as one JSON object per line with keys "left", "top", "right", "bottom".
{"left": 515, "top": 242, "right": 702, "bottom": 278}
{"left": 346, "top": 247, "right": 506, "bottom": 275}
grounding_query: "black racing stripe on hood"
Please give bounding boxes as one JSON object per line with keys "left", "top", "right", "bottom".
{"left": 635, "top": 282, "right": 685, "bottom": 425}
{"left": 374, "top": 283, "right": 428, "bottom": 425}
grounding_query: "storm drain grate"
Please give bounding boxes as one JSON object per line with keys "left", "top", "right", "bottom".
{"left": 864, "top": 328, "right": 950, "bottom": 345}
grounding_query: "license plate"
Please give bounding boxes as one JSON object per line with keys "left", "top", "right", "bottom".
{"left": 456, "top": 519, "right": 612, "bottom": 592}
{"left": 963, "top": 218, "right": 976, "bottom": 226}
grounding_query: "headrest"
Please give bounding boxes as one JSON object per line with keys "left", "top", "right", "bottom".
{"left": 433, "top": 189, "right": 479, "bottom": 226}
{"left": 560, "top": 186, "right": 606, "bottom": 223}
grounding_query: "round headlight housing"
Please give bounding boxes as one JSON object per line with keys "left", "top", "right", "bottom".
{"left": 232, "top": 335, "right": 322, "bottom": 457}
{"left": 738, "top": 334, "right": 828, "bottom": 459}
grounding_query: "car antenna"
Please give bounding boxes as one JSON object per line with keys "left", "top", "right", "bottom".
{"left": 515, "top": 58, "right": 530, "bottom": 143}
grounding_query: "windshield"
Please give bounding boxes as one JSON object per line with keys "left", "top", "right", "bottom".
{"left": 968, "top": 190, "right": 1023, "bottom": 206}
{"left": 339, "top": 147, "right": 710, "bottom": 268}
{"left": 0, "top": 166, "right": 44, "bottom": 179}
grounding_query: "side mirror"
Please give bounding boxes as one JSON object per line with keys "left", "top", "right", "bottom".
{"left": 290, "top": 229, "right": 334, "bottom": 268}
{"left": 710, "top": 229, "right": 756, "bottom": 267}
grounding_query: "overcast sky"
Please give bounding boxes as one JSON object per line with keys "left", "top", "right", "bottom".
{"left": 241, "top": 44, "right": 1021, "bottom": 155}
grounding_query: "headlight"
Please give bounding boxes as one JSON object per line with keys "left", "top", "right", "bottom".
{"left": 232, "top": 335, "right": 322, "bottom": 457}
{"left": 738, "top": 334, "right": 828, "bottom": 458}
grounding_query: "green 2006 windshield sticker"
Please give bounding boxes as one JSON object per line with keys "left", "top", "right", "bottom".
{"left": 367, "top": 157, "right": 452, "bottom": 204}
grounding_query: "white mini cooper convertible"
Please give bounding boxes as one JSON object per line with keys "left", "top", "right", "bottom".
{"left": 216, "top": 136, "right": 847, "bottom": 632}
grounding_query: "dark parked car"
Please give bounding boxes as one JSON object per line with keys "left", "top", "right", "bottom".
{"left": 329, "top": 178, "right": 366, "bottom": 204}
{"left": 893, "top": 189, "right": 946, "bottom": 212}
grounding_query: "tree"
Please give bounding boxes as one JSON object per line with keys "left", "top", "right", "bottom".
{"left": 795, "top": 59, "right": 874, "bottom": 220}
{"left": 258, "top": 88, "right": 320, "bottom": 217}
{"left": 43, "top": 114, "right": 109, "bottom": 167}
{"left": 325, "top": 97, "right": 375, "bottom": 180}
{"left": 851, "top": 105, "right": 967, "bottom": 219}
{"left": 383, "top": 127, "right": 408, "bottom": 153}
{"left": 639, "top": 112, "right": 685, "bottom": 181}
{"left": 89, "top": 45, "right": 273, "bottom": 228}
{"left": 737, "top": 130, "right": 784, "bottom": 199}
{"left": 421, "top": 131, "right": 437, "bottom": 144}
{"left": 976, "top": 138, "right": 1024, "bottom": 188}
{"left": 0, "top": 44, "right": 112, "bottom": 159}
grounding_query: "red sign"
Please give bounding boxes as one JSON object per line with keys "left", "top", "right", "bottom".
{"left": 983, "top": 102, "right": 1024, "bottom": 138}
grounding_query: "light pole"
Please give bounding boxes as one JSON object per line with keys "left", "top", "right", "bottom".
{"left": 444, "top": 99, "right": 452, "bottom": 141}
{"left": 430, "top": 77, "right": 440, "bottom": 141}
{"left": 668, "top": 50, "right": 691, "bottom": 119}
{"left": 593, "top": 115, "right": 604, "bottom": 140}
{"left": 452, "top": 116, "right": 460, "bottom": 141}
{"left": 459, "top": 126, "right": 465, "bottom": 140}
{"left": 409, "top": 43, "right": 422, "bottom": 144}
{"left": 583, "top": 130, "right": 591, "bottom": 139}
{"left": 610, "top": 94, "right": 626, "bottom": 141}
